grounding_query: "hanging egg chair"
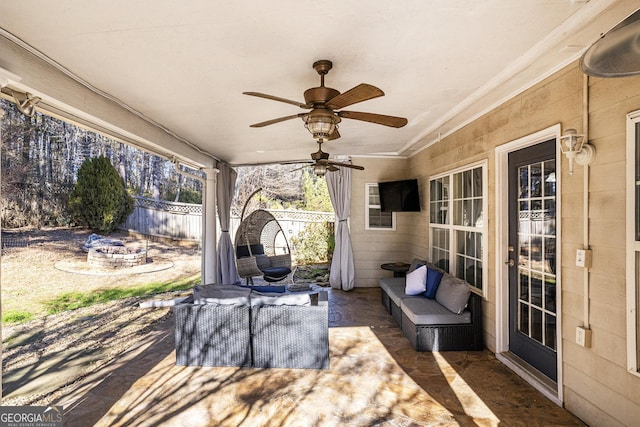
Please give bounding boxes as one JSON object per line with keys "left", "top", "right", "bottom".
{"left": 234, "top": 189, "right": 292, "bottom": 284}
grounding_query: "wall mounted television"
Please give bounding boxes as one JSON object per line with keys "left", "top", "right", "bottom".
{"left": 378, "top": 178, "right": 421, "bottom": 212}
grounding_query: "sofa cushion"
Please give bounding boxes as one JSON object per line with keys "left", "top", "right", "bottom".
{"left": 193, "top": 284, "right": 251, "bottom": 306}
{"left": 405, "top": 265, "right": 427, "bottom": 295}
{"left": 435, "top": 274, "right": 471, "bottom": 314}
{"left": 379, "top": 277, "right": 405, "bottom": 293}
{"left": 262, "top": 266, "right": 291, "bottom": 282}
{"left": 401, "top": 297, "right": 471, "bottom": 325}
{"left": 250, "top": 292, "right": 311, "bottom": 307}
{"left": 424, "top": 267, "right": 444, "bottom": 299}
{"left": 381, "top": 279, "right": 421, "bottom": 306}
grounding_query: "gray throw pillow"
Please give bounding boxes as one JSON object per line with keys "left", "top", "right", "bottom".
{"left": 435, "top": 274, "right": 471, "bottom": 314}
{"left": 255, "top": 254, "right": 271, "bottom": 270}
{"left": 408, "top": 258, "right": 429, "bottom": 273}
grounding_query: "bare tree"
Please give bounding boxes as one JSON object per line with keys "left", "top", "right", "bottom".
{"left": 0, "top": 100, "right": 205, "bottom": 227}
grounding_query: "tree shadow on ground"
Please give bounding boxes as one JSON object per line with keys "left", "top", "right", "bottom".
{"left": 31, "top": 287, "right": 585, "bottom": 426}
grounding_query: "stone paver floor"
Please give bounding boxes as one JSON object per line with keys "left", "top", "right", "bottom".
{"left": 53, "top": 287, "right": 585, "bottom": 426}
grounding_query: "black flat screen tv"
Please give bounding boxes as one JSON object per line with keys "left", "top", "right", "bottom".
{"left": 379, "top": 178, "right": 421, "bottom": 212}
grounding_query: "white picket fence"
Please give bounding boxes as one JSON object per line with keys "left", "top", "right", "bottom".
{"left": 124, "top": 196, "right": 334, "bottom": 245}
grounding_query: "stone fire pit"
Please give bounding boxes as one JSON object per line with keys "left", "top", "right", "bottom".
{"left": 87, "top": 246, "right": 147, "bottom": 269}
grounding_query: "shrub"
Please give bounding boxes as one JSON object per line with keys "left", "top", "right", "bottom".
{"left": 68, "top": 156, "right": 134, "bottom": 233}
{"left": 292, "top": 221, "right": 334, "bottom": 264}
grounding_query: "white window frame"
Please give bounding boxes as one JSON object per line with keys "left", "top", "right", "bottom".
{"left": 626, "top": 110, "right": 640, "bottom": 377}
{"left": 429, "top": 161, "right": 488, "bottom": 296}
{"left": 365, "top": 182, "right": 396, "bottom": 231}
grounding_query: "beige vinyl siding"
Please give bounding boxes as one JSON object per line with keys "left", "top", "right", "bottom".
{"left": 350, "top": 157, "right": 419, "bottom": 287}
{"left": 347, "top": 62, "right": 640, "bottom": 424}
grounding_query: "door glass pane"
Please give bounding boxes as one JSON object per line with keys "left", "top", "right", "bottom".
{"left": 544, "top": 200, "right": 556, "bottom": 235}
{"left": 519, "top": 303, "right": 529, "bottom": 335}
{"left": 519, "top": 272, "right": 529, "bottom": 301}
{"left": 544, "top": 160, "right": 556, "bottom": 197}
{"left": 531, "top": 277, "right": 542, "bottom": 307}
{"left": 531, "top": 164, "right": 542, "bottom": 197}
{"left": 517, "top": 159, "right": 557, "bottom": 353}
{"left": 531, "top": 308, "right": 543, "bottom": 343}
{"left": 545, "top": 313, "right": 557, "bottom": 350}
{"left": 545, "top": 279, "right": 556, "bottom": 313}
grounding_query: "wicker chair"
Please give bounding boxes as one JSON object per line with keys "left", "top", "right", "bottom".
{"left": 235, "top": 208, "right": 293, "bottom": 284}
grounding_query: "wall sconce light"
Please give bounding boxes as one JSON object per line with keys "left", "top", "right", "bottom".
{"left": 9, "top": 89, "right": 41, "bottom": 117}
{"left": 559, "top": 128, "right": 596, "bottom": 175}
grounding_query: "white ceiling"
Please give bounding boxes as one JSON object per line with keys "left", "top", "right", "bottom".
{"left": 0, "top": 1, "right": 638, "bottom": 167}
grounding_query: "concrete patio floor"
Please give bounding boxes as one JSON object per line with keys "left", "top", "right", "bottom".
{"left": 55, "top": 287, "right": 585, "bottom": 426}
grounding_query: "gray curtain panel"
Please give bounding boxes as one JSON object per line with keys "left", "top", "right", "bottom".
{"left": 216, "top": 163, "right": 240, "bottom": 285}
{"left": 326, "top": 166, "right": 355, "bottom": 291}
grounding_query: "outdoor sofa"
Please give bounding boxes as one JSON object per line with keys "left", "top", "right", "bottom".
{"left": 379, "top": 259, "right": 483, "bottom": 351}
{"left": 174, "top": 284, "right": 329, "bottom": 369}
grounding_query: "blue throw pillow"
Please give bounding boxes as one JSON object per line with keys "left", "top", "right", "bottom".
{"left": 423, "top": 267, "right": 443, "bottom": 299}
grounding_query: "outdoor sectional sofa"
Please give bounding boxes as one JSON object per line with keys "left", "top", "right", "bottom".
{"left": 380, "top": 259, "right": 483, "bottom": 351}
{"left": 174, "top": 284, "right": 329, "bottom": 369}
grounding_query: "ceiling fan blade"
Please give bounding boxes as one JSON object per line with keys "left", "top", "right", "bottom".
{"left": 326, "top": 84, "right": 384, "bottom": 110}
{"left": 280, "top": 160, "right": 312, "bottom": 165}
{"left": 250, "top": 113, "right": 305, "bottom": 128}
{"left": 243, "top": 92, "right": 310, "bottom": 109}
{"left": 329, "top": 128, "right": 341, "bottom": 140}
{"left": 326, "top": 165, "right": 340, "bottom": 172}
{"left": 321, "top": 160, "right": 365, "bottom": 171}
{"left": 338, "top": 110, "right": 408, "bottom": 128}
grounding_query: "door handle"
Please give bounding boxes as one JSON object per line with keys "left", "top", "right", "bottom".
{"left": 504, "top": 258, "right": 515, "bottom": 267}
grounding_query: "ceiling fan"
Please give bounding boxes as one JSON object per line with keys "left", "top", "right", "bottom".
{"left": 244, "top": 60, "right": 407, "bottom": 142}
{"left": 284, "top": 141, "right": 364, "bottom": 177}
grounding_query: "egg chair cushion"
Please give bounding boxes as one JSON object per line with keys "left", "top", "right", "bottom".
{"left": 262, "top": 266, "right": 292, "bottom": 282}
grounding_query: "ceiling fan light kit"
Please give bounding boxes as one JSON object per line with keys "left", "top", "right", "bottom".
{"left": 282, "top": 140, "right": 365, "bottom": 176}
{"left": 313, "top": 163, "right": 328, "bottom": 177}
{"left": 303, "top": 110, "right": 340, "bottom": 142}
